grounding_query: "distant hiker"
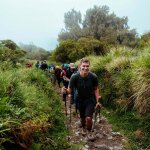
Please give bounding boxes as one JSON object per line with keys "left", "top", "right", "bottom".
{"left": 62, "top": 63, "right": 76, "bottom": 102}
{"left": 40, "top": 60, "right": 48, "bottom": 71}
{"left": 66, "top": 63, "right": 76, "bottom": 80}
{"left": 49, "top": 64, "right": 56, "bottom": 84}
{"left": 35, "top": 60, "right": 40, "bottom": 68}
{"left": 49, "top": 63, "right": 54, "bottom": 70}
{"left": 26, "top": 62, "right": 33, "bottom": 68}
{"left": 62, "top": 63, "right": 69, "bottom": 70}
{"left": 62, "top": 57, "right": 101, "bottom": 133}
{"left": 54, "top": 65, "right": 62, "bottom": 88}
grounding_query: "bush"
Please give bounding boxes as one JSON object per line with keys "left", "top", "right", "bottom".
{"left": 0, "top": 67, "right": 67, "bottom": 149}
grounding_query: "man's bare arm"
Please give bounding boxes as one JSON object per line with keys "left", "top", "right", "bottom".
{"left": 94, "top": 86, "right": 101, "bottom": 107}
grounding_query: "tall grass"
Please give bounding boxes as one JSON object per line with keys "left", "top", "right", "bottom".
{"left": 88, "top": 55, "right": 111, "bottom": 73}
{"left": 131, "top": 54, "right": 150, "bottom": 115}
{"left": 0, "top": 67, "right": 67, "bottom": 149}
{"left": 89, "top": 46, "right": 150, "bottom": 149}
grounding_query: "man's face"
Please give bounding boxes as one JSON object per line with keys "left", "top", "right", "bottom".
{"left": 80, "top": 62, "right": 90, "bottom": 75}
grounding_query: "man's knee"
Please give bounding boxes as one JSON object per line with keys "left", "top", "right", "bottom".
{"left": 86, "top": 117, "right": 92, "bottom": 131}
{"left": 86, "top": 116, "right": 92, "bottom": 122}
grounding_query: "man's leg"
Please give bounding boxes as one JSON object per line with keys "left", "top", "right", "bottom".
{"left": 86, "top": 117, "right": 92, "bottom": 131}
{"left": 78, "top": 102, "right": 85, "bottom": 125}
{"left": 80, "top": 118, "right": 86, "bottom": 127}
{"left": 85, "top": 101, "right": 95, "bottom": 131}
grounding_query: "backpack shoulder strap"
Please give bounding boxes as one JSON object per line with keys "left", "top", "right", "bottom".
{"left": 74, "top": 72, "right": 80, "bottom": 80}
{"left": 73, "top": 72, "right": 80, "bottom": 86}
{"left": 88, "top": 72, "right": 93, "bottom": 79}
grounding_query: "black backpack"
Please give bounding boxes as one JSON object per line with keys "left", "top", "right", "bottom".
{"left": 55, "top": 69, "right": 61, "bottom": 77}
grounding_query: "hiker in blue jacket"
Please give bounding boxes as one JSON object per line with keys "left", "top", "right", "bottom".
{"left": 62, "top": 57, "right": 101, "bottom": 133}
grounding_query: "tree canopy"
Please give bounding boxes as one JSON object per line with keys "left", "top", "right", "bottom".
{"left": 0, "top": 40, "right": 26, "bottom": 65}
{"left": 19, "top": 43, "right": 50, "bottom": 60}
{"left": 58, "top": 5, "right": 137, "bottom": 46}
{"left": 54, "top": 5, "right": 138, "bottom": 62}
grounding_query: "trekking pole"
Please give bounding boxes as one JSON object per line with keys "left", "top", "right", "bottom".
{"left": 92, "top": 106, "right": 101, "bottom": 132}
{"left": 62, "top": 87, "right": 68, "bottom": 116}
{"left": 62, "top": 87, "right": 70, "bottom": 141}
{"left": 66, "top": 94, "right": 72, "bottom": 142}
{"left": 68, "top": 94, "right": 72, "bottom": 123}
{"left": 66, "top": 116, "right": 70, "bottom": 141}
{"left": 92, "top": 107, "right": 97, "bottom": 132}
{"left": 98, "top": 106, "right": 101, "bottom": 120}
{"left": 64, "top": 95, "right": 67, "bottom": 116}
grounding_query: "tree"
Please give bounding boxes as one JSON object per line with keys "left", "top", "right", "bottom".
{"left": 83, "top": 5, "right": 110, "bottom": 39}
{"left": 137, "top": 31, "right": 150, "bottom": 49}
{"left": 58, "top": 5, "right": 137, "bottom": 48}
{"left": 19, "top": 43, "right": 50, "bottom": 60}
{"left": 0, "top": 40, "right": 26, "bottom": 65}
{"left": 64, "top": 8, "right": 82, "bottom": 31}
{"left": 78, "top": 37, "right": 108, "bottom": 55}
{"left": 58, "top": 9, "right": 83, "bottom": 40}
{"left": 52, "top": 37, "right": 108, "bottom": 63}
{"left": 0, "top": 39, "right": 19, "bottom": 50}
{"left": 52, "top": 40, "right": 76, "bottom": 62}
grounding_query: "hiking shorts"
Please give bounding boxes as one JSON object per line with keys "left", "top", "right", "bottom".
{"left": 78, "top": 98, "right": 95, "bottom": 118}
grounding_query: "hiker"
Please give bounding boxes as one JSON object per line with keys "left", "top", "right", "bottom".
{"left": 62, "top": 57, "right": 101, "bottom": 133}
{"left": 40, "top": 60, "right": 48, "bottom": 71}
{"left": 35, "top": 60, "right": 40, "bottom": 68}
{"left": 49, "top": 64, "right": 56, "bottom": 84}
{"left": 62, "top": 63, "right": 69, "bottom": 69}
{"left": 62, "top": 63, "right": 76, "bottom": 102}
{"left": 54, "top": 65, "right": 62, "bottom": 88}
{"left": 61, "top": 67, "right": 68, "bottom": 101}
{"left": 26, "top": 62, "right": 33, "bottom": 68}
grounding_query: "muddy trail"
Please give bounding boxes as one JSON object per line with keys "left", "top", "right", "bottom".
{"left": 57, "top": 89, "right": 127, "bottom": 150}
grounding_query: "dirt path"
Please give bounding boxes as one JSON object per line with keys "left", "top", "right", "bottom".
{"left": 58, "top": 89, "right": 127, "bottom": 150}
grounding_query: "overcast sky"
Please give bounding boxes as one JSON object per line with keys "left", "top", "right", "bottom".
{"left": 0, "top": 0, "right": 150, "bottom": 50}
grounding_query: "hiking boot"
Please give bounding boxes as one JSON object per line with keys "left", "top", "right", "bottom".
{"left": 81, "top": 128, "right": 87, "bottom": 136}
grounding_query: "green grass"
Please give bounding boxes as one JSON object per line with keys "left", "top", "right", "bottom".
{"left": 0, "top": 67, "right": 67, "bottom": 150}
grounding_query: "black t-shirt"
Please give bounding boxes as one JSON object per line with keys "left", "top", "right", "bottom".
{"left": 41, "top": 63, "right": 48, "bottom": 70}
{"left": 55, "top": 68, "right": 61, "bottom": 78}
{"left": 69, "top": 72, "right": 98, "bottom": 99}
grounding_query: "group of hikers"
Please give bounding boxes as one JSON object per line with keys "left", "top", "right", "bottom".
{"left": 35, "top": 60, "right": 48, "bottom": 70}
{"left": 35, "top": 57, "right": 101, "bottom": 136}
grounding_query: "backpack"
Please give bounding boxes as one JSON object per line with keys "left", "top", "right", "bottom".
{"left": 55, "top": 69, "right": 61, "bottom": 77}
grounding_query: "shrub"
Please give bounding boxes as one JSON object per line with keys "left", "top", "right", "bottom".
{"left": 0, "top": 67, "right": 67, "bottom": 149}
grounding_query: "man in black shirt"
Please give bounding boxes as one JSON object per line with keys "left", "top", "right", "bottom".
{"left": 62, "top": 57, "right": 101, "bottom": 132}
